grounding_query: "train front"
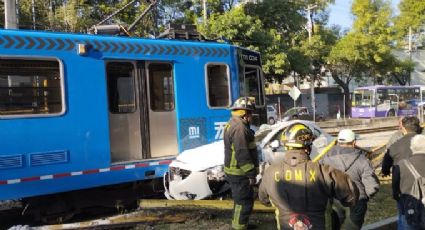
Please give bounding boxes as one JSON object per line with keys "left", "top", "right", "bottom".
{"left": 236, "top": 48, "right": 267, "bottom": 127}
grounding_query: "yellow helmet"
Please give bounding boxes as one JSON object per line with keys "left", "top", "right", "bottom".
{"left": 230, "top": 97, "right": 256, "bottom": 111}
{"left": 281, "top": 123, "right": 314, "bottom": 149}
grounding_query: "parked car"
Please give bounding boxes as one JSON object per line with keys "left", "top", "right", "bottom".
{"left": 266, "top": 105, "right": 278, "bottom": 124}
{"left": 282, "top": 106, "right": 325, "bottom": 121}
{"left": 163, "top": 120, "right": 333, "bottom": 200}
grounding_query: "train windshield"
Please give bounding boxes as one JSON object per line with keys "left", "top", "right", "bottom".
{"left": 241, "top": 66, "right": 264, "bottom": 106}
{"left": 353, "top": 89, "right": 374, "bottom": 107}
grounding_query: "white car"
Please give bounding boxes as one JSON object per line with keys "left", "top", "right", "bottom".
{"left": 163, "top": 120, "right": 334, "bottom": 200}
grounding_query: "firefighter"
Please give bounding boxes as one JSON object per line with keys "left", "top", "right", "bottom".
{"left": 224, "top": 97, "right": 259, "bottom": 230}
{"left": 259, "top": 123, "right": 359, "bottom": 230}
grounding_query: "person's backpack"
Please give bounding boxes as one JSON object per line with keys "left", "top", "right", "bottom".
{"left": 402, "top": 159, "right": 425, "bottom": 228}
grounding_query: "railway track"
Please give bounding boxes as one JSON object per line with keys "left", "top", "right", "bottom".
{"left": 325, "top": 125, "right": 399, "bottom": 136}
{"left": 35, "top": 207, "right": 228, "bottom": 230}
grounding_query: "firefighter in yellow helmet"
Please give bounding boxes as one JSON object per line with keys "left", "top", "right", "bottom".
{"left": 259, "top": 123, "right": 359, "bottom": 230}
{"left": 224, "top": 97, "right": 259, "bottom": 230}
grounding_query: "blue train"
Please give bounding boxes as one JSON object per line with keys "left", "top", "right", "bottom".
{"left": 0, "top": 29, "right": 266, "bottom": 220}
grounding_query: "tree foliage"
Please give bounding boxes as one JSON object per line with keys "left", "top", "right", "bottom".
{"left": 327, "top": 0, "right": 394, "bottom": 112}
{"left": 394, "top": 0, "right": 425, "bottom": 44}
{"left": 2, "top": 0, "right": 423, "bottom": 92}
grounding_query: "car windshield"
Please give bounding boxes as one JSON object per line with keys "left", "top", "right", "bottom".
{"left": 284, "top": 108, "right": 297, "bottom": 116}
{"left": 284, "top": 107, "right": 307, "bottom": 116}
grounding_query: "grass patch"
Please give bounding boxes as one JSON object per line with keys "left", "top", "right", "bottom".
{"left": 364, "top": 182, "right": 398, "bottom": 225}
{"left": 134, "top": 181, "right": 396, "bottom": 229}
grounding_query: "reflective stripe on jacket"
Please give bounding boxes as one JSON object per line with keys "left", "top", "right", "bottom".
{"left": 258, "top": 150, "right": 359, "bottom": 229}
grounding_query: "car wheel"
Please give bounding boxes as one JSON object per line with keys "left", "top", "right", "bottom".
{"left": 387, "top": 110, "right": 395, "bottom": 117}
{"left": 268, "top": 117, "right": 275, "bottom": 125}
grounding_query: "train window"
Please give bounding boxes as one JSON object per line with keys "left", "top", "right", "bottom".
{"left": 148, "top": 63, "right": 174, "bottom": 111}
{"left": 206, "top": 63, "right": 231, "bottom": 108}
{"left": 0, "top": 58, "right": 63, "bottom": 116}
{"left": 241, "top": 66, "right": 265, "bottom": 106}
{"left": 106, "top": 62, "right": 136, "bottom": 113}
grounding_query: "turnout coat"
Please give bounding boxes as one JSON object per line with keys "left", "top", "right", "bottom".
{"left": 259, "top": 150, "right": 358, "bottom": 230}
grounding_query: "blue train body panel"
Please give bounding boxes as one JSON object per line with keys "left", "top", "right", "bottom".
{"left": 0, "top": 29, "right": 265, "bottom": 200}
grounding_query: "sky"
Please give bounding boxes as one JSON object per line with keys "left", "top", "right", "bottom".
{"left": 328, "top": 0, "right": 401, "bottom": 29}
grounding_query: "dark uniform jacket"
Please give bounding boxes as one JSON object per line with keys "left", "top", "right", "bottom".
{"left": 381, "top": 133, "right": 416, "bottom": 201}
{"left": 381, "top": 132, "right": 416, "bottom": 176}
{"left": 224, "top": 116, "right": 259, "bottom": 178}
{"left": 393, "top": 153, "right": 425, "bottom": 209}
{"left": 259, "top": 150, "right": 358, "bottom": 230}
{"left": 321, "top": 146, "right": 380, "bottom": 200}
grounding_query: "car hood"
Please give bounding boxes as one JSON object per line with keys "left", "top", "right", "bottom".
{"left": 169, "top": 120, "right": 332, "bottom": 172}
{"left": 257, "top": 120, "right": 318, "bottom": 148}
{"left": 169, "top": 141, "right": 224, "bottom": 172}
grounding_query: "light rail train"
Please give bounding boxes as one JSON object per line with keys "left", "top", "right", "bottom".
{"left": 0, "top": 28, "right": 266, "bottom": 221}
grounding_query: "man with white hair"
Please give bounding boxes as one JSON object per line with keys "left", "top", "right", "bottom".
{"left": 321, "top": 129, "right": 379, "bottom": 230}
{"left": 393, "top": 134, "right": 425, "bottom": 229}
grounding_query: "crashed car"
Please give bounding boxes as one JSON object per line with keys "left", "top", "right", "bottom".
{"left": 163, "top": 120, "right": 334, "bottom": 200}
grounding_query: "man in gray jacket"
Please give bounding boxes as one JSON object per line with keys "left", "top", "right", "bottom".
{"left": 321, "top": 129, "right": 380, "bottom": 230}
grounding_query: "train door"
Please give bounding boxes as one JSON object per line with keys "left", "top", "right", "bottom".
{"left": 146, "top": 62, "right": 178, "bottom": 158}
{"left": 107, "top": 61, "right": 178, "bottom": 163}
{"left": 107, "top": 62, "right": 143, "bottom": 162}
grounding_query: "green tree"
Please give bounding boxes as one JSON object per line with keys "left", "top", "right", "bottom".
{"left": 328, "top": 0, "right": 394, "bottom": 113}
{"left": 394, "top": 0, "right": 425, "bottom": 46}
{"left": 386, "top": 58, "right": 415, "bottom": 85}
{"left": 198, "top": 5, "right": 289, "bottom": 77}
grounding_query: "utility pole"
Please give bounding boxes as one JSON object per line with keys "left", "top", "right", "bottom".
{"left": 307, "top": 4, "right": 317, "bottom": 121}
{"left": 307, "top": 4, "right": 316, "bottom": 41}
{"left": 408, "top": 26, "right": 413, "bottom": 86}
{"left": 5, "top": 0, "right": 18, "bottom": 29}
{"left": 48, "top": 0, "right": 54, "bottom": 30}
{"left": 32, "top": 0, "right": 36, "bottom": 30}
{"left": 203, "top": 0, "right": 207, "bottom": 23}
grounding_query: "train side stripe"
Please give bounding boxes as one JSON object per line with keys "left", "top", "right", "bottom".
{"left": 125, "top": 165, "right": 136, "bottom": 169}
{"left": 7, "top": 179, "right": 21, "bottom": 184}
{"left": 14, "top": 36, "right": 25, "bottom": 49}
{"left": 4, "top": 35, "right": 14, "bottom": 48}
{"left": 56, "top": 38, "right": 65, "bottom": 50}
{"left": 0, "top": 35, "right": 230, "bottom": 57}
{"left": 83, "top": 169, "right": 100, "bottom": 174}
{"left": 53, "top": 173, "right": 72, "bottom": 178}
{"left": 46, "top": 38, "right": 56, "bottom": 50}
{"left": 102, "top": 41, "right": 111, "bottom": 52}
{"left": 110, "top": 165, "right": 126, "bottom": 171}
{"left": 25, "top": 37, "right": 36, "bottom": 49}
{"left": 0, "top": 160, "right": 173, "bottom": 185}
{"left": 135, "top": 163, "right": 149, "bottom": 167}
{"left": 127, "top": 43, "right": 135, "bottom": 54}
{"left": 35, "top": 37, "right": 45, "bottom": 49}
{"left": 40, "top": 175, "right": 53, "bottom": 180}
{"left": 21, "top": 176, "right": 40, "bottom": 182}
{"left": 159, "top": 160, "right": 173, "bottom": 165}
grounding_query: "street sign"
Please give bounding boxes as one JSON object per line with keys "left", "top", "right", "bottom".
{"left": 289, "top": 86, "right": 301, "bottom": 101}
